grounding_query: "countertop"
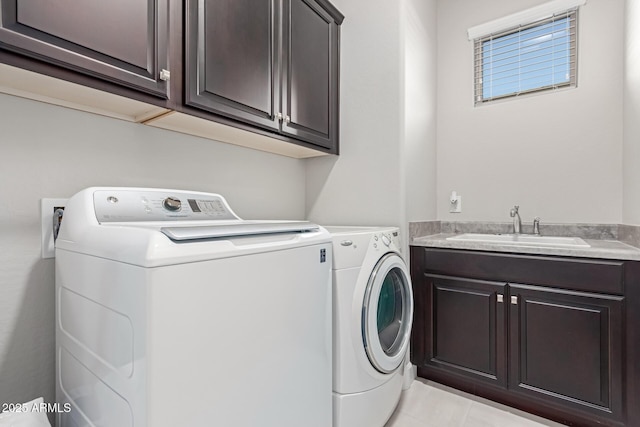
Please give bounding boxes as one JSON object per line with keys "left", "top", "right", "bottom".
{"left": 412, "top": 233, "right": 640, "bottom": 261}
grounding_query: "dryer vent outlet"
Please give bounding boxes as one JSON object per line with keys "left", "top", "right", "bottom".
{"left": 41, "top": 198, "right": 68, "bottom": 259}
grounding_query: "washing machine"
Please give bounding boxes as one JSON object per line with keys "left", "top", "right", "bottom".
{"left": 55, "top": 187, "right": 333, "bottom": 427}
{"left": 326, "top": 226, "right": 414, "bottom": 427}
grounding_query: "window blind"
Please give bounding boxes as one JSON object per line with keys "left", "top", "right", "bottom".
{"left": 467, "top": 0, "right": 586, "bottom": 41}
{"left": 473, "top": 9, "right": 577, "bottom": 104}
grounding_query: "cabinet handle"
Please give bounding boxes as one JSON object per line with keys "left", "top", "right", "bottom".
{"left": 497, "top": 294, "right": 504, "bottom": 303}
{"left": 511, "top": 296, "right": 518, "bottom": 305}
{"left": 275, "top": 112, "right": 283, "bottom": 122}
{"left": 285, "top": 115, "right": 291, "bottom": 123}
{"left": 159, "top": 69, "right": 170, "bottom": 81}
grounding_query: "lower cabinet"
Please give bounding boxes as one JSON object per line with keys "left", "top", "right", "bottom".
{"left": 424, "top": 276, "right": 507, "bottom": 388}
{"left": 411, "top": 247, "right": 636, "bottom": 427}
{"left": 509, "top": 284, "right": 623, "bottom": 419}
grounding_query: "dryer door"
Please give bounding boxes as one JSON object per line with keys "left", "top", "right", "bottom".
{"left": 362, "top": 253, "right": 414, "bottom": 374}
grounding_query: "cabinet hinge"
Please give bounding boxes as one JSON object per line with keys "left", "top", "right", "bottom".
{"left": 159, "top": 69, "right": 171, "bottom": 81}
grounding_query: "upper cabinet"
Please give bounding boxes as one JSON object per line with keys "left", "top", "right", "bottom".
{"left": 281, "top": 0, "right": 340, "bottom": 149}
{"left": 0, "top": 0, "right": 170, "bottom": 98}
{"left": 185, "top": 0, "right": 342, "bottom": 152}
{"left": 0, "top": 0, "right": 343, "bottom": 157}
{"left": 185, "top": 0, "right": 280, "bottom": 132}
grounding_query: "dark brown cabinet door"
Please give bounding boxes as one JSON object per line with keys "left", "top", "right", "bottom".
{"left": 509, "top": 284, "right": 624, "bottom": 421}
{"left": 281, "top": 0, "right": 339, "bottom": 149}
{"left": 185, "top": 0, "right": 341, "bottom": 152}
{"left": 185, "top": 0, "right": 280, "bottom": 131}
{"left": 412, "top": 247, "right": 635, "bottom": 426}
{"left": 0, "top": 0, "right": 169, "bottom": 97}
{"left": 420, "top": 275, "right": 507, "bottom": 387}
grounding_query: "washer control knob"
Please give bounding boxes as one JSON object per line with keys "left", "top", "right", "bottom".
{"left": 163, "top": 197, "right": 182, "bottom": 212}
{"left": 382, "top": 234, "right": 392, "bottom": 247}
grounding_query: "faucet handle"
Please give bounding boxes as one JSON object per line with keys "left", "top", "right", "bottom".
{"left": 510, "top": 205, "right": 519, "bottom": 217}
{"left": 533, "top": 217, "right": 541, "bottom": 235}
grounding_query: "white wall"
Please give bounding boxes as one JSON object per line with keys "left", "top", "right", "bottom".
{"left": 305, "top": 0, "right": 403, "bottom": 227}
{"left": 624, "top": 0, "right": 640, "bottom": 225}
{"left": 403, "top": 0, "right": 438, "bottom": 223}
{"left": 0, "top": 93, "right": 306, "bottom": 412}
{"left": 305, "top": 0, "right": 438, "bottom": 242}
{"left": 437, "top": 0, "right": 624, "bottom": 224}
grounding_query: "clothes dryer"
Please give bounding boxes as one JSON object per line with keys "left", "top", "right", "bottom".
{"left": 325, "top": 226, "right": 414, "bottom": 427}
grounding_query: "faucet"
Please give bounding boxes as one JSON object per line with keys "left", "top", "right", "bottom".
{"left": 510, "top": 205, "right": 521, "bottom": 234}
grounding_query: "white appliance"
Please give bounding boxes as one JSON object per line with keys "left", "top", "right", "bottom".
{"left": 55, "top": 187, "right": 332, "bottom": 427}
{"left": 326, "top": 226, "right": 414, "bottom": 427}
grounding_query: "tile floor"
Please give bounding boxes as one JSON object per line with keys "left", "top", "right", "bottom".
{"left": 385, "top": 379, "right": 566, "bottom": 427}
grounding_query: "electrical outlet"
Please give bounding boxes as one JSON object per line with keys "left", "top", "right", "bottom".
{"left": 449, "top": 196, "right": 462, "bottom": 213}
{"left": 41, "top": 198, "right": 68, "bottom": 259}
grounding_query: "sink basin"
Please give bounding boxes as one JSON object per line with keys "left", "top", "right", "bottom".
{"left": 446, "top": 233, "right": 590, "bottom": 248}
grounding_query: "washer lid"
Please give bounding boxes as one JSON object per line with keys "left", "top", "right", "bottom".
{"left": 161, "top": 222, "right": 319, "bottom": 241}
{"left": 56, "top": 187, "right": 331, "bottom": 267}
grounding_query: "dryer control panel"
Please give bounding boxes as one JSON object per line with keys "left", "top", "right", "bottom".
{"left": 372, "top": 230, "right": 399, "bottom": 251}
{"left": 93, "top": 189, "right": 240, "bottom": 222}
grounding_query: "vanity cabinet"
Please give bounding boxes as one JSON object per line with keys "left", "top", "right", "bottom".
{"left": 420, "top": 275, "right": 508, "bottom": 388}
{"left": 411, "top": 247, "right": 640, "bottom": 427}
{"left": 508, "top": 283, "right": 623, "bottom": 418}
{"left": 0, "top": 0, "right": 170, "bottom": 98}
{"left": 185, "top": 0, "right": 342, "bottom": 150}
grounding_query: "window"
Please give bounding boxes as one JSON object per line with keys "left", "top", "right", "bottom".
{"left": 473, "top": 9, "right": 577, "bottom": 105}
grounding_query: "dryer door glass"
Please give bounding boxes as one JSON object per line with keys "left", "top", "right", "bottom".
{"left": 363, "top": 253, "right": 414, "bottom": 374}
{"left": 377, "top": 268, "right": 405, "bottom": 354}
